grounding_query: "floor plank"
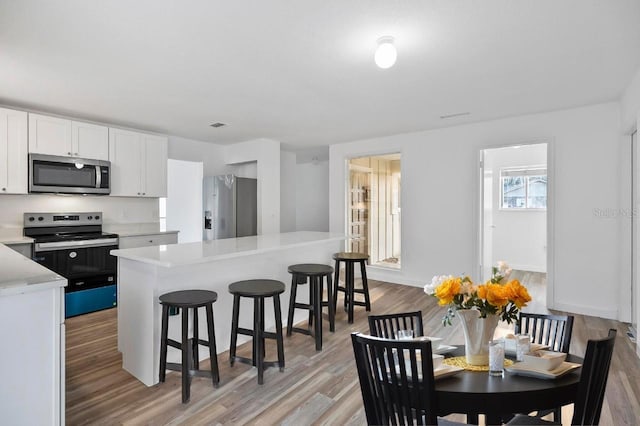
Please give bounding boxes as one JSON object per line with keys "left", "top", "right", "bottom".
{"left": 66, "top": 279, "right": 639, "bottom": 425}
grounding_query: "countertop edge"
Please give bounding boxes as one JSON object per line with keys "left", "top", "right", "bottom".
{"left": 112, "top": 234, "right": 346, "bottom": 268}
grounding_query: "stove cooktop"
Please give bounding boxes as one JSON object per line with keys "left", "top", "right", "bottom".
{"left": 32, "top": 232, "right": 119, "bottom": 244}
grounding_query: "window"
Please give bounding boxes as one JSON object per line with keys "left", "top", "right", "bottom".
{"left": 500, "top": 167, "right": 547, "bottom": 209}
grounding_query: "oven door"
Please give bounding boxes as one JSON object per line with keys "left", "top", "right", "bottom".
{"left": 32, "top": 244, "right": 118, "bottom": 317}
{"left": 29, "top": 153, "right": 110, "bottom": 194}
{"left": 33, "top": 244, "right": 117, "bottom": 284}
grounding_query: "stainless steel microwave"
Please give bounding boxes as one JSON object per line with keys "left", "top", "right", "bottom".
{"left": 29, "top": 154, "right": 111, "bottom": 195}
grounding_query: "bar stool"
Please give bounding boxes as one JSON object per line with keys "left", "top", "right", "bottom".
{"left": 286, "top": 263, "right": 335, "bottom": 350}
{"left": 332, "top": 252, "right": 371, "bottom": 324}
{"left": 228, "top": 279, "right": 285, "bottom": 384}
{"left": 159, "top": 289, "right": 220, "bottom": 404}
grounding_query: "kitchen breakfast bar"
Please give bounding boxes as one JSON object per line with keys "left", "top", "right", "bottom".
{"left": 111, "top": 231, "right": 345, "bottom": 386}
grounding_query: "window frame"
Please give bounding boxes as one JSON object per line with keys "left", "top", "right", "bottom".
{"left": 499, "top": 166, "right": 547, "bottom": 211}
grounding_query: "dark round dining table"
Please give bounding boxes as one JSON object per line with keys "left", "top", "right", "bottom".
{"left": 434, "top": 346, "right": 582, "bottom": 425}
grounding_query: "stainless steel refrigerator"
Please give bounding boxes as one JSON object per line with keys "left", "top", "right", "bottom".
{"left": 203, "top": 174, "right": 257, "bottom": 240}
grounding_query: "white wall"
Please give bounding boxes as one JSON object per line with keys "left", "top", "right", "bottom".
{"left": 168, "top": 135, "right": 281, "bottom": 235}
{"left": 168, "top": 136, "right": 230, "bottom": 176}
{"left": 224, "top": 138, "right": 281, "bottom": 235}
{"left": 484, "top": 144, "right": 547, "bottom": 272}
{"left": 296, "top": 160, "right": 330, "bottom": 232}
{"left": 167, "top": 159, "right": 203, "bottom": 243}
{"left": 330, "top": 102, "right": 622, "bottom": 320}
{"left": 0, "top": 194, "right": 158, "bottom": 229}
{"left": 280, "top": 151, "right": 297, "bottom": 232}
{"left": 621, "top": 66, "right": 640, "bottom": 133}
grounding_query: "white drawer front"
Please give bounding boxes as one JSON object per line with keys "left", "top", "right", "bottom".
{"left": 118, "top": 233, "right": 177, "bottom": 249}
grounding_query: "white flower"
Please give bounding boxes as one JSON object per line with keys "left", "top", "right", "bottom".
{"left": 424, "top": 274, "right": 455, "bottom": 295}
{"left": 497, "top": 261, "right": 509, "bottom": 273}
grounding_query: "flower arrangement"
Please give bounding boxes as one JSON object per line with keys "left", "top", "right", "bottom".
{"left": 424, "top": 261, "right": 531, "bottom": 326}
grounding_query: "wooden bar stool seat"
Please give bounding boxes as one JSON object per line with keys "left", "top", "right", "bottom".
{"left": 159, "top": 289, "right": 220, "bottom": 404}
{"left": 332, "top": 252, "right": 371, "bottom": 324}
{"left": 228, "top": 279, "right": 285, "bottom": 385}
{"left": 286, "top": 263, "right": 335, "bottom": 350}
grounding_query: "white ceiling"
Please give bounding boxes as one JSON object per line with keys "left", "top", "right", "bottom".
{"left": 1, "top": 1, "right": 639, "bottom": 150}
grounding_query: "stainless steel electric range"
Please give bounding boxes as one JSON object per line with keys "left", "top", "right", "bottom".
{"left": 24, "top": 212, "right": 118, "bottom": 317}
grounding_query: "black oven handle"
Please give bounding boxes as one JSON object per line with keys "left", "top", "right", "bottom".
{"left": 35, "top": 238, "right": 119, "bottom": 252}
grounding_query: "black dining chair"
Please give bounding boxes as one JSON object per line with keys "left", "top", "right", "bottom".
{"left": 515, "top": 312, "right": 575, "bottom": 353}
{"left": 368, "top": 311, "right": 424, "bottom": 339}
{"left": 351, "top": 332, "right": 463, "bottom": 426}
{"left": 507, "top": 329, "right": 617, "bottom": 426}
{"left": 514, "top": 312, "right": 575, "bottom": 421}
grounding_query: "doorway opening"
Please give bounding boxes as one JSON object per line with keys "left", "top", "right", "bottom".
{"left": 480, "top": 143, "right": 548, "bottom": 311}
{"left": 347, "top": 154, "right": 401, "bottom": 269}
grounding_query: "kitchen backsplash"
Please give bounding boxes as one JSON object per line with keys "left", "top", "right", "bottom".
{"left": 0, "top": 194, "right": 159, "bottom": 228}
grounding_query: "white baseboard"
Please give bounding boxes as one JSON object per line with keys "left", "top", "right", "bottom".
{"left": 365, "top": 267, "right": 424, "bottom": 288}
{"left": 551, "top": 301, "right": 618, "bottom": 320}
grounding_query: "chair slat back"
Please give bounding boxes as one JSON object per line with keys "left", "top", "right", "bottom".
{"left": 571, "top": 329, "right": 617, "bottom": 426}
{"left": 351, "top": 333, "right": 437, "bottom": 425}
{"left": 515, "top": 312, "right": 574, "bottom": 353}
{"left": 368, "top": 311, "right": 424, "bottom": 339}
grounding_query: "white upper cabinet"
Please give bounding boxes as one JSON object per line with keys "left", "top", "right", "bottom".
{"left": 0, "top": 107, "right": 28, "bottom": 194}
{"left": 28, "top": 113, "right": 108, "bottom": 160}
{"left": 71, "top": 121, "right": 109, "bottom": 160}
{"left": 109, "top": 128, "right": 167, "bottom": 197}
{"left": 141, "top": 133, "right": 168, "bottom": 197}
{"left": 28, "top": 113, "right": 72, "bottom": 156}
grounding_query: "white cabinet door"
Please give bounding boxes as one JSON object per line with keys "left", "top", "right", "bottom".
{"left": 28, "top": 113, "right": 72, "bottom": 156}
{"left": 72, "top": 121, "right": 109, "bottom": 160}
{"left": 117, "top": 232, "right": 178, "bottom": 249}
{"left": 109, "top": 128, "right": 143, "bottom": 196}
{"left": 0, "top": 107, "right": 28, "bottom": 194}
{"left": 141, "top": 134, "right": 168, "bottom": 197}
{"left": 109, "top": 129, "right": 168, "bottom": 197}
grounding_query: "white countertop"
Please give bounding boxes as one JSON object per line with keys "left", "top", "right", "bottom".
{"left": 0, "top": 228, "right": 33, "bottom": 245}
{"left": 111, "top": 231, "right": 346, "bottom": 268}
{"left": 0, "top": 244, "right": 66, "bottom": 296}
{"left": 103, "top": 223, "right": 179, "bottom": 237}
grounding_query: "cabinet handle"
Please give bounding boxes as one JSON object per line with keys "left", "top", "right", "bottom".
{"left": 142, "top": 192, "right": 146, "bottom": 195}
{"left": 137, "top": 192, "right": 141, "bottom": 195}
{"left": 149, "top": 240, "right": 153, "bottom": 243}
{"left": 67, "top": 152, "right": 72, "bottom": 155}
{"left": 74, "top": 152, "right": 78, "bottom": 156}
{"left": 1, "top": 188, "right": 6, "bottom": 191}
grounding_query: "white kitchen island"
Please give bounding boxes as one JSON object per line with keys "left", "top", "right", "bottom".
{"left": 111, "top": 231, "right": 345, "bottom": 386}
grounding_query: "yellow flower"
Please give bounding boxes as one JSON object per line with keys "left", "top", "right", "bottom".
{"left": 504, "top": 279, "right": 531, "bottom": 309}
{"left": 435, "top": 277, "right": 461, "bottom": 306}
{"left": 486, "top": 284, "right": 509, "bottom": 308}
{"left": 477, "top": 283, "right": 509, "bottom": 308}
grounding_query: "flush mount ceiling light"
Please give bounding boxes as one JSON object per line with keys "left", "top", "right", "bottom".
{"left": 374, "top": 36, "right": 397, "bottom": 69}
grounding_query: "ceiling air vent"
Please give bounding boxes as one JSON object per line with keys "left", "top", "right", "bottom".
{"left": 210, "top": 122, "right": 226, "bottom": 128}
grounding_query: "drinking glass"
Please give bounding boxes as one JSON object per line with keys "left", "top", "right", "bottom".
{"left": 395, "top": 329, "right": 414, "bottom": 340}
{"left": 489, "top": 339, "right": 505, "bottom": 377}
{"left": 516, "top": 334, "right": 531, "bottom": 361}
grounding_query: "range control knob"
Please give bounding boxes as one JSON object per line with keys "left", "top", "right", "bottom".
{"left": 95, "top": 215, "right": 100, "bottom": 220}
{"left": 38, "top": 216, "right": 44, "bottom": 221}
{"left": 87, "top": 216, "right": 93, "bottom": 220}
{"left": 28, "top": 216, "right": 35, "bottom": 222}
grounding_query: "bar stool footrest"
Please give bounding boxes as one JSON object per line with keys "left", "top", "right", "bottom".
{"left": 233, "top": 356, "right": 284, "bottom": 370}
{"left": 290, "top": 326, "right": 312, "bottom": 336}
{"left": 166, "top": 362, "right": 220, "bottom": 385}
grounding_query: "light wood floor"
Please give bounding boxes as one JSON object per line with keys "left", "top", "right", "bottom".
{"left": 66, "top": 279, "right": 640, "bottom": 425}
